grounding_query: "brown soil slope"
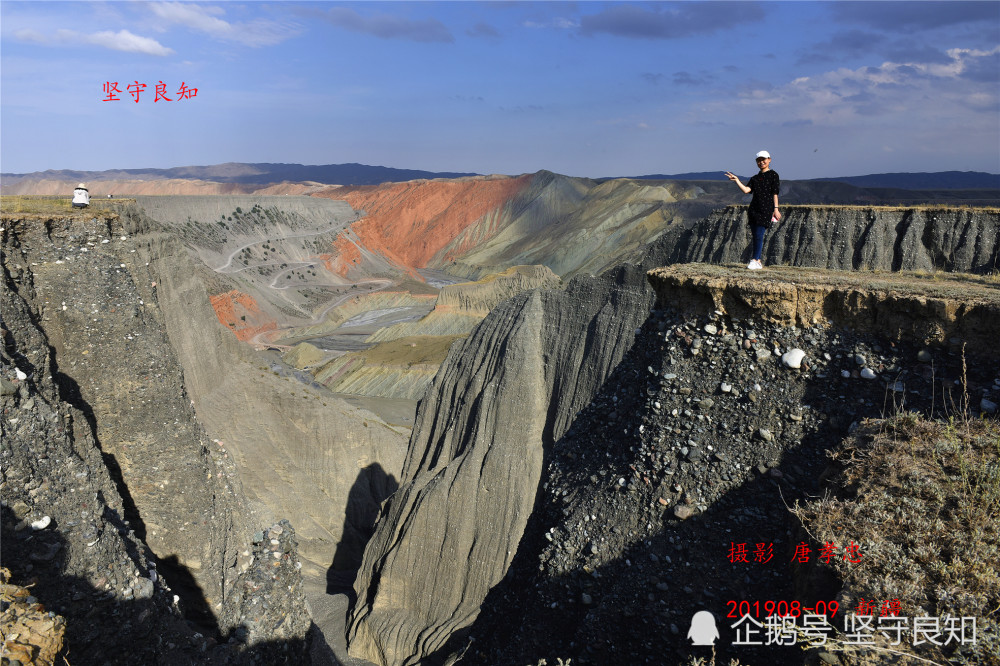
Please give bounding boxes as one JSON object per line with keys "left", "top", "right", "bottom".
{"left": 324, "top": 175, "right": 532, "bottom": 271}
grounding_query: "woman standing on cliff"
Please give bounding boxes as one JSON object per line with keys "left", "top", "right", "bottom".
{"left": 726, "top": 151, "right": 780, "bottom": 270}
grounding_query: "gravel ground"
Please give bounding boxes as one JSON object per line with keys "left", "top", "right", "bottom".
{"left": 465, "top": 304, "right": 996, "bottom": 666}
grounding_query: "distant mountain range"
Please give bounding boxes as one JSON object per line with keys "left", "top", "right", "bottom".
{"left": 2, "top": 162, "right": 997, "bottom": 191}
{"left": 0, "top": 162, "right": 477, "bottom": 187}
{"left": 625, "top": 170, "right": 1000, "bottom": 189}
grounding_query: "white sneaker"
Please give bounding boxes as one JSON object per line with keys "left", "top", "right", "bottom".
{"left": 748, "top": 260, "right": 763, "bottom": 270}
{"left": 747, "top": 260, "right": 757, "bottom": 269}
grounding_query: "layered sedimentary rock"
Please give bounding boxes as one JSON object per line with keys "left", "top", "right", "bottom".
{"left": 464, "top": 264, "right": 1000, "bottom": 666}
{"left": 315, "top": 335, "right": 462, "bottom": 400}
{"left": 347, "top": 204, "right": 998, "bottom": 665}
{"left": 312, "top": 267, "right": 561, "bottom": 400}
{"left": 347, "top": 265, "right": 654, "bottom": 665}
{"left": 1, "top": 209, "right": 313, "bottom": 660}
{"left": 648, "top": 263, "right": 1000, "bottom": 352}
{"left": 320, "top": 172, "right": 734, "bottom": 283}
{"left": 668, "top": 205, "right": 1000, "bottom": 274}
{"left": 367, "top": 265, "right": 561, "bottom": 343}
{"left": 115, "top": 204, "right": 410, "bottom": 580}
{"left": 2, "top": 211, "right": 239, "bottom": 605}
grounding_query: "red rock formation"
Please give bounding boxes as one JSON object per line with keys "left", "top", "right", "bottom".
{"left": 327, "top": 236, "right": 362, "bottom": 277}
{"left": 209, "top": 290, "right": 277, "bottom": 342}
{"left": 318, "top": 176, "right": 531, "bottom": 273}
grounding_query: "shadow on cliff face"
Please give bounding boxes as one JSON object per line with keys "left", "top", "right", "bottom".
{"left": 0, "top": 504, "right": 314, "bottom": 665}
{"left": 327, "top": 463, "right": 398, "bottom": 598}
{"left": 42, "top": 347, "right": 226, "bottom": 639}
{"left": 453, "top": 304, "right": 988, "bottom": 666}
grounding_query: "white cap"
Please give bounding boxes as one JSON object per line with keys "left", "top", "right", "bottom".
{"left": 755, "top": 151, "right": 770, "bottom": 160}
{"left": 77, "top": 183, "right": 88, "bottom": 189}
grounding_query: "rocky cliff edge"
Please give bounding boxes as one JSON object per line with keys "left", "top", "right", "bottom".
{"left": 647, "top": 263, "right": 1000, "bottom": 355}
{"left": 348, "top": 255, "right": 998, "bottom": 665}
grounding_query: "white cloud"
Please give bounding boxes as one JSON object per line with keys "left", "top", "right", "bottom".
{"left": 149, "top": 3, "right": 229, "bottom": 35}
{"left": 147, "top": 2, "right": 298, "bottom": 47}
{"left": 523, "top": 18, "right": 580, "bottom": 30}
{"left": 84, "top": 30, "right": 175, "bottom": 56}
{"left": 726, "top": 46, "right": 1000, "bottom": 124}
{"left": 14, "top": 28, "right": 174, "bottom": 56}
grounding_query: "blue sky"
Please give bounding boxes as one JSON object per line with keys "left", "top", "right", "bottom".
{"left": 2, "top": 1, "right": 998, "bottom": 179}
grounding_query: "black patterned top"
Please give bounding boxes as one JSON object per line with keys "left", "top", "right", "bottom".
{"left": 747, "top": 170, "right": 780, "bottom": 227}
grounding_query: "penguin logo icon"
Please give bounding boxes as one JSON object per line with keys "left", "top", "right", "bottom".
{"left": 687, "top": 610, "right": 719, "bottom": 646}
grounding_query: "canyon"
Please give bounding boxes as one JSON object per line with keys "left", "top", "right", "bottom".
{"left": 2, "top": 171, "right": 998, "bottom": 665}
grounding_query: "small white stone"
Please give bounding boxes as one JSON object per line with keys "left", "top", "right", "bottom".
{"left": 704, "top": 324, "right": 718, "bottom": 335}
{"left": 861, "top": 368, "right": 877, "bottom": 379}
{"left": 31, "top": 516, "right": 51, "bottom": 530}
{"left": 15, "top": 368, "right": 27, "bottom": 381}
{"left": 782, "top": 349, "right": 806, "bottom": 369}
{"left": 841, "top": 370, "right": 851, "bottom": 378}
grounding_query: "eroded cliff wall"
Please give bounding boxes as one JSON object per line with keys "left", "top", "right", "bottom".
{"left": 668, "top": 205, "right": 999, "bottom": 273}
{"left": 1, "top": 210, "right": 313, "bottom": 661}
{"left": 346, "top": 263, "right": 653, "bottom": 665}
{"left": 116, "top": 204, "right": 410, "bottom": 582}
{"left": 347, "top": 204, "right": 999, "bottom": 665}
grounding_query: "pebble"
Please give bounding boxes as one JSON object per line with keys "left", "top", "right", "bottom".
{"left": 135, "top": 577, "right": 155, "bottom": 599}
{"left": 841, "top": 370, "right": 851, "bottom": 378}
{"left": 917, "top": 349, "right": 932, "bottom": 363}
{"left": 758, "top": 428, "right": 773, "bottom": 442}
{"left": 673, "top": 505, "right": 695, "bottom": 520}
{"left": 781, "top": 349, "right": 806, "bottom": 369}
{"left": 982, "top": 398, "right": 998, "bottom": 414}
{"left": 581, "top": 593, "right": 593, "bottom": 605}
{"left": 704, "top": 324, "right": 718, "bottom": 335}
{"left": 697, "top": 398, "right": 714, "bottom": 410}
{"left": 720, "top": 382, "right": 732, "bottom": 393}
{"left": 860, "top": 368, "right": 877, "bottom": 379}
{"left": 31, "top": 515, "right": 52, "bottom": 530}
{"left": 855, "top": 354, "right": 866, "bottom": 366}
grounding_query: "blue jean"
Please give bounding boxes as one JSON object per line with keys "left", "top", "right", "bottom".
{"left": 751, "top": 225, "right": 766, "bottom": 261}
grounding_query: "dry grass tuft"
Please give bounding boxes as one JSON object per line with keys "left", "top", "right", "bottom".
{"left": 793, "top": 413, "right": 1000, "bottom": 664}
{"left": 1, "top": 195, "right": 131, "bottom": 219}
